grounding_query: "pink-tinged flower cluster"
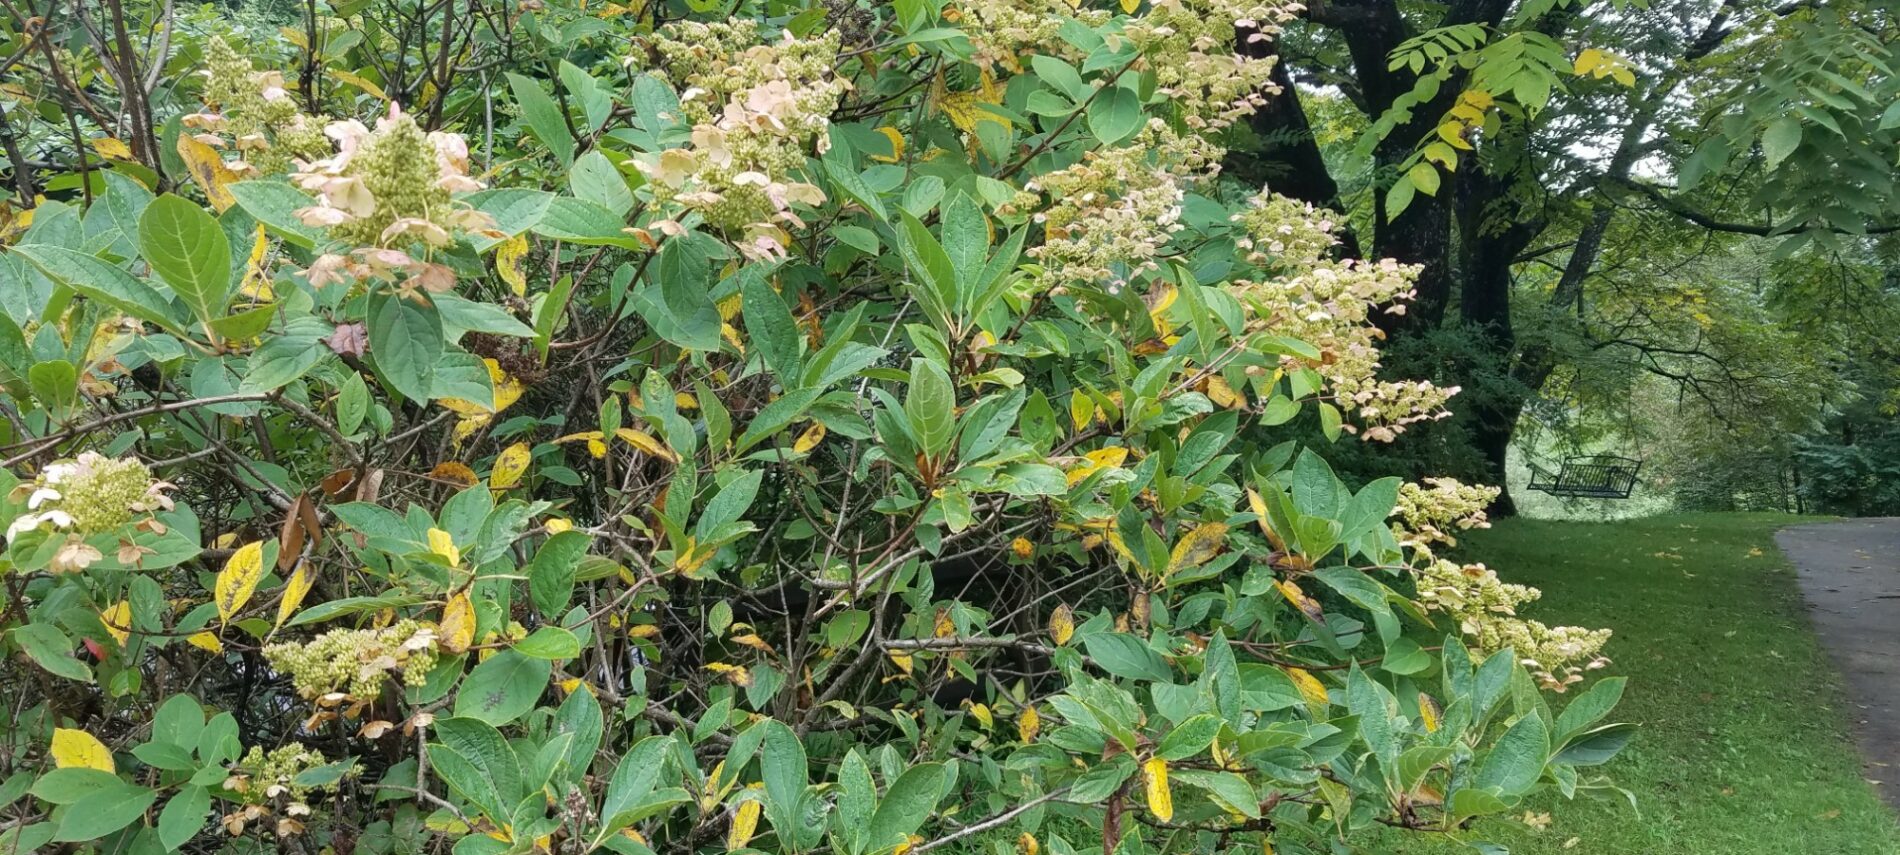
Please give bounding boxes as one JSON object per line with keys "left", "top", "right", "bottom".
{"left": 633, "top": 21, "right": 846, "bottom": 259}
{"left": 290, "top": 105, "right": 498, "bottom": 252}
{"left": 5, "top": 453, "right": 175, "bottom": 572}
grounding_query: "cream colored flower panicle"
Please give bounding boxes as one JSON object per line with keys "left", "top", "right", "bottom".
{"left": 950, "top": 0, "right": 1108, "bottom": 71}
{"left": 1230, "top": 191, "right": 1457, "bottom": 440}
{"left": 636, "top": 21, "right": 846, "bottom": 257}
{"left": 290, "top": 105, "right": 497, "bottom": 250}
{"left": 262, "top": 620, "right": 440, "bottom": 701}
{"left": 185, "top": 36, "right": 328, "bottom": 177}
{"left": 1417, "top": 559, "right": 1612, "bottom": 692}
{"left": 1392, "top": 477, "right": 1499, "bottom": 551}
{"left": 1123, "top": 0, "right": 1301, "bottom": 130}
{"left": 1006, "top": 121, "right": 1219, "bottom": 293}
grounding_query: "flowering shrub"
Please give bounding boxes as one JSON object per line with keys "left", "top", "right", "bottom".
{"left": 0, "top": 1, "right": 1625, "bottom": 853}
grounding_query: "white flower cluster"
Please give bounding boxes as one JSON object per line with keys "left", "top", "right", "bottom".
{"left": 291, "top": 104, "right": 497, "bottom": 250}
{"left": 949, "top": 0, "right": 1107, "bottom": 71}
{"left": 1391, "top": 477, "right": 1499, "bottom": 551}
{"left": 1006, "top": 121, "right": 1219, "bottom": 293}
{"left": 1417, "top": 560, "right": 1612, "bottom": 692}
{"left": 1123, "top": 0, "right": 1302, "bottom": 130}
{"left": 5, "top": 453, "right": 173, "bottom": 572}
{"left": 1230, "top": 192, "right": 1457, "bottom": 440}
{"left": 636, "top": 20, "right": 847, "bottom": 258}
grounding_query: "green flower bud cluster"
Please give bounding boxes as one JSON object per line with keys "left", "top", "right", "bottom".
{"left": 194, "top": 36, "right": 327, "bottom": 176}
{"left": 1390, "top": 477, "right": 1499, "bottom": 550}
{"left": 228, "top": 743, "right": 338, "bottom": 806}
{"left": 332, "top": 114, "right": 450, "bottom": 247}
{"left": 263, "top": 620, "right": 439, "bottom": 700}
{"left": 1418, "top": 560, "right": 1612, "bottom": 691}
{"left": 952, "top": 0, "right": 1107, "bottom": 72}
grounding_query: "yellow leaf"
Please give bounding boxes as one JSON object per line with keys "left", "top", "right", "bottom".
{"left": 1017, "top": 704, "right": 1041, "bottom": 743}
{"left": 428, "top": 528, "right": 462, "bottom": 568}
{"left": 1166, "top": 523, "right": 1229, "bottom": 576}
{"left": 1144, "top": 757, "right": 1173, "bottom": 821}
{"left": 1065, "top": 446, "right": 1129, "bottom": 486}
{"left": 100, "top": 600, "right": 131, "bottom": 647}
{"left": 276, "top": 562, "right": 316, "bottom": 628}
{"left": 792, "top": 421, "right": 827, "bottom": 454}
{"left": 90, "top": 137, "right": 133, "bottom": 161}
{"left": 216, "top": 541, "right": 266, "bottom": 625}
{"left": 1287, "top": 667, "right": 1329, "bottom": 707}
{"left": 238, "top": 225, "right": 274, "bottom": 301}
{"left": 1573, "top": 48, "right": 1606, "bottom": 76}
{"left": 967, "top": 702, "right": 993, "bottom": 729}
{"left": 545, "top": 518, "right": 573, "bottom": 534}
{"left": 440, "top": 591, "right": 476, "bottom": 653}
{"left": 185, "top": 631, "right": 224, "bottom": 653}
{"left": 176, "top": 135, "right": 237, "bottom": 213}
{"left": 615, "top": 428, "right": 680, "bottom": 463}
{"left": 1418, "top": 692, "right": 1441, "bottom": 733}
{"left": 441, "top": 360, "right": 525, "bottom": 417}
{"left": 1048, "top": 604, "right": 1075, "bottom": 646}
{"left": 495, "top": 233, "right": 529, "bottom": 297}
{"left": 430, "top": 461, "right": 479, "bottom": 486}
{"left": 933, "top": 608, "right": 955, "bottom": 638}
{"left": 1018, "top": 832, "right": 1040, "bottom": 855}
{"left": 717, "top": 292, "right": 743, "bottom": 321}
{"left": 727, "top": 792, "right": 762, "bottom": 850}
{"left": 1069, "top": 390, "right": 1093, "bottom": 431}
{"left": 330, "top": 68, "right": 390, "bottom": 102}
{"left": 490, "top": 442, "right": 532, "bottom": 489}
{"left": 51, "top": 728, "right": 114, "bottom": 773}
{"left": 888, "top": 651, "right": 913, "bottom": 675}
{"left": 1206, "top": 376, "right": 1242, "bottom": 409}
{"left": 869, "top": 126, "right": 907, "bottom": 163}
{"left": 1276, "top": 579, "right": 1323, "bottom": 621}
{"left": 704, "top": 662, "right": 752, "bottom": 686}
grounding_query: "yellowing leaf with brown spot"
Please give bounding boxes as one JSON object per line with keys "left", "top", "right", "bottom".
{"left": 1206, "top": 376, "right": 1243, "bottom": 409}
{"left": 1144, "top": 757, "right": 1173, "bottom": 821}
{"left": 1418, "top": 692, "right": 1442, "bottom": 733}
{"left": 727, "top": 794, "right": 761, "bottom": 850}
{"left": 490, "top": 442, "right": 531, "bottom": 489}
{"left": 100, "top": 600, "right": 131, "bottom": 647}
{"left": 1167, "top": 523, "right": 1228, "bottom": 576}
{"left": 1048, "top": 604, "right": 1074, "bottom": 646}
{"left": 615, "top": 428, "right": 679, "bottom": 462}
{"left": 1276, "top": 579, "right": 1323, "bottom": 622}
{"left": 52, "top": 728, "right": 114, "bottom": 773}
{"left": 704, "top": 662, "right": 752, "bottom": 686}
{"left": 176, "top": 135, "right": 238, "bottom": 212}
{"left": 933, "top": 608, "right": 955, "bottom": 638}
{"left": 216, "top": 541, "right": 266, "bottom": 625}
{"left": 1287, "top": 667, "right": 1329, "bottom": 706}
{"left": 792, "top": 421, "right": 827, "bottom": 453}
{"left": 1017, "top": 704, "right": 1041, "bottom": 742}
{"left": 495, "top": 233, "right": 529, "bottom": 296}
{"left": 440, "top": 591, "right": 476, "bottom": 653}
{"left": 430, "top": 461, "right": 479, "bottom": 486}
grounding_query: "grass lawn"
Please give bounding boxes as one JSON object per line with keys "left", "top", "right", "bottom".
{"left": 1362, "top": 512, "right": 1900, "bottom": 854}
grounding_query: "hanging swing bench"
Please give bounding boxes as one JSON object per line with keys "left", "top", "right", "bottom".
{"left": 1526, "top": 455, "right": 1643, "bottom": 499}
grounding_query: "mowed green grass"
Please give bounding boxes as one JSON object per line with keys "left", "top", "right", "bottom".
{"left": 1364, "top": 513, "right": 1900, "bottom": 854}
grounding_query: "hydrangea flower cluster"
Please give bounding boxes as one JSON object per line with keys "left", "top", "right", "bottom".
{"left": 1416, "top": 559, "right": 1612, "bottom": 691}
{"left": 637, "top": 21, "right": 846, "bottom": 257}
{"left": 949, "top": 0, "right": 1107, "bottom": 71}
{"left": 1229, "top": 193, "right": 1456, "bottom": 441}
{"left": 1006, "top": 121, "right": 1218, "bottom": 293}
{"left": 5, "top": 453, "right": 174, "bottom": 572}
{"left": 262, "top": 619, "right": 439, "bottom": 702}
{"left": 184, "top": 37, "right": 328, "bottom": 176}
{"left": 1122, "top": 0, "right": 1300, "bottom": 130}
{"left": 1391, "top": 477, "right": 1499, "bottom": 551}
{"left": 291, "top": 105, "right": 497, "bottom": 250}
{"left": 223, "top": 743, "right": 343, "bottom": 837}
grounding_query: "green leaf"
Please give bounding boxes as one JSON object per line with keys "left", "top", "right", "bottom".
{"left": 14, "top": 623, "right": 92, "bottom": 681}
{"left": 904, "top": 358, "right": 956, "bottom": 458}
{"left": 157, "top": 785, "right": 209, "bottom": 849}
{"left": 11, "top": 245, "right": 188, "bottom": 337}
{"left": 514, "top": 626, "right": 581, "bottom": 659}
{"left": 894, "top": 211, "right": 958, "bottom": 332}
{"left": 759, "top": 720, "right": 808, "bottom": 840}
{"left": 368, "top": 293, "right": 443, "bottom": 403}
{"left": 1087, "top": 85, "right": 1142, "bottom": 144}
{"left": 1082, "top": 632, "right": 1172, "bottom": 682}
{"left": 570, "top": 150, "right": 633, "bottom": 216}
{"left": 453, "top": 651, "right": 551, "bottom": 726}
{"left": 601, "top": 737, "right": 672, "bottom": 827}
{"left": 1156, "top": 714, "right": 1221, "bottom": 761}
{"left": 337, "top": 372, "right": 369, "bottom": 435}
{"left": 1405, "top": 162, "right": 1442, "bottom": 196}
{"left": 433, "top": 716, "right": 524, "bottom": 809}
{"left": 741, "top": 270, "right": 801, "bottom": 382}
{"left": 530, "top": 531, "right": 589, "bottom": 617}
{"left": 1555, "top": 676, "right": 1625, "bottom": 740}
{"left": 508, "top": 72, "right": 576, "bottom": 168}
{"left": 54, "top": 781, "right": 155, "bottom": 842}
{"left": 1552, "top": 722, "right": 1635, "bottom": 767}
{"left": 864, "top": 763, "right": 945, "bottom": 854}
{"left": 1170, "top": 769, "right": 1259, "bottom": 819}
{"left": 227, "top": 181, "right": 323, "bottom": 248}
{"left": 139, "top": 194, "right": 231, "bottom": 332}
{"left": 1761, "top": 117, "right": 1802, "bottom": 171}
{"left": 1475, "top": 711, "right": 1548, "bottom": 796}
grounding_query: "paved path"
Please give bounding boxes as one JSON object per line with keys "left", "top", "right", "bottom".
{"left": 1776, "top": 518, "right": 1900, "bottom": 811}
